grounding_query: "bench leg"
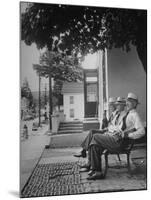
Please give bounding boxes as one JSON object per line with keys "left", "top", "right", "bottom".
{"left": 117, "top": 154, "right": 121, "bottom": 162}
{"left": 127, "top": 153, "right": 131, "bottom": 172}
{"left": 103, "top": 153, "right": 108, "bottom": 178}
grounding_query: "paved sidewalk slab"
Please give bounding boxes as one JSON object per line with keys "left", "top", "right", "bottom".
{"left": 49, "top": 132, "right": 88, "bottom": 148}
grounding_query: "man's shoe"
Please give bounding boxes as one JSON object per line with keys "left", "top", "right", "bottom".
{"left": 79, "top": 167, "right": 90, "bottom": 172}
{"left": 87, "top": 171, "right": 104, "bottom": 180}
{"left": 73, "top": 149, "right": 86, "bottom": 158}
{"left": 79, "top": 163, "right": 90, "bottom": 169}
{"left": 88, "top": 170, "right": 95, "bottom": 176}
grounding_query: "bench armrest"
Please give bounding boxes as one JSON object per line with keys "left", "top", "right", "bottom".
{"left": 121, "top": 138, "right": 135, "bottom": 151}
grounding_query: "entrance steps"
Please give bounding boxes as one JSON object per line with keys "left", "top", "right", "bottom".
{"left": 58, "top": 121, "right": 83, "bottom": 134}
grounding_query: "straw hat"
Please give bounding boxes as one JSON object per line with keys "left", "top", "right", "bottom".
{"left": 115, "top": 97, "right": 126, "bottom": 105}
{"left": 127, "top": 93, "right": 139, "bottom": 103}
{"left": 109, "top": 97, "right": 117, "bottom": 104}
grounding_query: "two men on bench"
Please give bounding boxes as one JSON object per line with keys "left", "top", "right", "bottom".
{"left": 74, "top": 96, "right": 127, "bottom": 171}
{"left": 74, "top": 96, "right": 119, "bottom": 159}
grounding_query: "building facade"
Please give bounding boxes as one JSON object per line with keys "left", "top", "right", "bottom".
{"left": 61, "top": 48, "right": 146, "bottom": 130}
{"left": 62, "top": 82, "right": 84, "bottom": 121}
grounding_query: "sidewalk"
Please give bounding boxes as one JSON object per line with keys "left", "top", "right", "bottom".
{"left": 20, "top": 122, "right": 50, "bottom": 191}
{"left": 21, "top": 132, "right": 147, "bottom": 198}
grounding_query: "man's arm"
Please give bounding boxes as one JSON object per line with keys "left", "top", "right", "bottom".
{"left": 127, "top": 113, "right": 145, "bottom": 139}
{"left": 123, "top": 128, "right": 136, "bottom": 138}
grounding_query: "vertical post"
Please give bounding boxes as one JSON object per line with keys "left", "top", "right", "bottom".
{"left": 38, "top": 73, "right": 41, "bottom": 127}
{"left": 44, "top": 83, "right": 47, "bottom": 108}
{"left": 83, "top": 71, "right": 87, "bottom": 118}
{"left": 98, "top": 50, "right": 104, "bottom": 125}
{"left": 49, "top": 73, "right": 52, "bottom": 130}
{"left": 105, "top": 48, "right": 109, "bottom": 119}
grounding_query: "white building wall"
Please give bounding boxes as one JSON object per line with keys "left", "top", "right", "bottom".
{"left": 63, "top": 93, "right": 84, "bottom": 121}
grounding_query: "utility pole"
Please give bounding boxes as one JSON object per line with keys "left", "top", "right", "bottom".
{"left": 44, "top": 83, "right": 47, "bottom": 108}
{"left": 105, "top": 48, "right": 109, "bottom": 119}
{"left": 49, "top": 73, "right": 52, "bottom": 130}
{"left": 38, "top": 73, "right": 41, "bottom": 127}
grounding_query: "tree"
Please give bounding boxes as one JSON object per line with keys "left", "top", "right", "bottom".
{"left": 104, "top": 9, "right": 147, "bottom": 72}
{"left": 21, "top": 78, "right": 33, "bottom": 108}
{"left": 33, "top": 50, "right": 83, "bottom": 81}
{"left": 33, "top": 50, "right": 83, "bottom": 129}
{"left": 53, "top": 80, "right": 63, "bottom": 110}
{"left": 21, "top": 3, "right": 147, "bottom": 72}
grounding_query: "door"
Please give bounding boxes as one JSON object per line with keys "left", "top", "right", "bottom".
{"left": 85, "top": 82, "right": 98, "bottom": 118}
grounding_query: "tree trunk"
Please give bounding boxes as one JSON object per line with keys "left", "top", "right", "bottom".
{"left": 136, "top": 43, "right": 147, "bottom": 73}
{"left": 38, "top": 74, "right": 41, "bottom": 127}
{"left": 49, "top": 73, "right": 52, "bottom": 130}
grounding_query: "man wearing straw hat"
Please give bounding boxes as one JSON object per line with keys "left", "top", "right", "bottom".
{"left": 87, "top": 93, "right": 145, "bottom": 180}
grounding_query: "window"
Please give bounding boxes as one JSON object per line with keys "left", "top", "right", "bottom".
{"left": 87, "top": 93, "right": 97, "bottom": 102}
{"left": 70, "top": 109, "right": 74, "bottom": 118}
{"left": 70, "top": 96, "right": 74, "bottom": 104}
{"left": 86, "top": 83, "right": 97, "bottom": 102}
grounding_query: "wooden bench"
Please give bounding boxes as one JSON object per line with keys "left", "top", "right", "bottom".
{"left": 101, "top": 131, "right": 147, "bottom": 178}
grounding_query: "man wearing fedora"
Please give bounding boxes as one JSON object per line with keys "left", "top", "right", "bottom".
{"left": 122, "top": 93, "right": 145, "bottom": 139}
{"left": 74, "top": 97, "right": 118, "bottom": 159}
{"left": 86, "top": 93, "right": 145, "bottom": 180}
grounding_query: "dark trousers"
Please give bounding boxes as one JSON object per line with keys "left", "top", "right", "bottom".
{"left": 89, "top": 133, "right": 122, "bottom": 171}
{"left": 81, "top": 129, "right": 105, "bottom": 151}
{"left": 89, "top": 145, "right": 103, "bottom": 171}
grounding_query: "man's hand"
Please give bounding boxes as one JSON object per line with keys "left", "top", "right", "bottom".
{"left": 123, "top": 128, "right": 136, "bottom": 138}
{"left": 124, "top": 131, "right": 129, "bottom": 139}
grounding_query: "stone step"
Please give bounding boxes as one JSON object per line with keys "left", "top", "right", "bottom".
{"left": 58, "top": 121, "right": 83, "bottom": 134}
{"left": 57, "top": 130, "right": 83, "bottom": 134}
{"left": 59, "top": 124, "right": 83, "bottom": 127}
{"left": 59, "top": 126, "right": 83, "bottom": 131}
{"left": 59, "top": 123, "right": 83, "bottom": 126}
{"left": 60, "top": 121, "right": 83, "bottom": 124}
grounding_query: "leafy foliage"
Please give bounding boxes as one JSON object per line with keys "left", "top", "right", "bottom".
{"left": 33, "top": 50, "right": 83, "bottom": 82}
{"left": 21, "top": 78, "right": 33, "bottom": 107}
{"left": 53, "top": 80, "right": 63, "bottom": 107}
{"left": 21, "top": 3, "right": 147, "bottom": 72}
{"left": 33, "top": 50, "right": 83, "bottom": 111}
{"left": 104, "top": 8, "right": 147, "bottom": 71}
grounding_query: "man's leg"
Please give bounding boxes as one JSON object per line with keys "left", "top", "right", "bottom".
{"left": 90, "top": 145, "right": 102, "bottom": 171}
{"left": 87, "top": 134, "right": 121, "bottom": 180}
{"left": 90, "top": 133, "right": 121, "bottom": 152}
{"left": 81, "top": 129, "right": 101, "bottom": 150}
{"left": 74, "top": 129, "right": 104, "bottom": 158}
{"left": 87, "top": 145, "right": 104, "bottom": 180}
{"left": 79, "top": 148, "right": 91, "bottom": 172}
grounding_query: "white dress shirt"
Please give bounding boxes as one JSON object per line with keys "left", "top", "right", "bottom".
{"left": 108, "top": 110, "right": 127, "bottom": 133}
{"left": 108, "top": 110, "right": 118, "bottom": 126}
{"left": 100, "top": 110, "right": 118, "bottom": 130}
{"left": 120, "top": 109, "right": 145, "bottom": 139}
